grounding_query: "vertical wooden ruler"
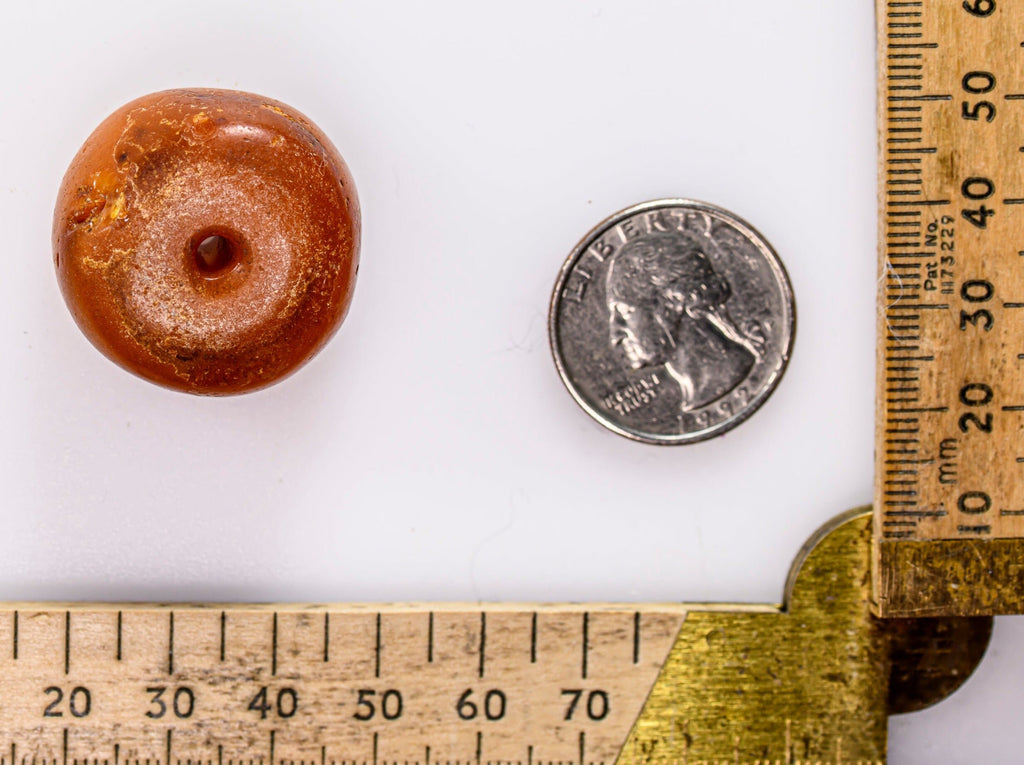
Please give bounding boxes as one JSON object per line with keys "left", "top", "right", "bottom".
{"left": 875, "top": 0, "right": 1024, "bottom": 616}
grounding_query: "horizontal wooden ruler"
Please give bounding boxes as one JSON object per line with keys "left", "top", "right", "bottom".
{"left": 0, "top": 606, "right": 682, "bottom": 765}
{"left": 0, "top": 513, "right": 922, "bottom": 765}
{"left": 874, "top": 0, "right": 1024, "bottom": 616}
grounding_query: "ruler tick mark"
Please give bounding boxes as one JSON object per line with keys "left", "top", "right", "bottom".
{"left": 375, "top": 613, "right": 382, "bottom": 679}
{"left": 479, "top": 612, "right": 487, "bottom": 679}
{"left": 168, "top": 612, "right": 175, "bottom": 675}
{"left": 12, "top": 610, "right": 17, "bottom": 660}
{"left": 116, "top": 611, "right": 123, "bottom": 661}
{"left": 530, "top": 613, "right": 538, "bottom": 663}
{"left": 324, "top": 613, "right": 330, "bottom": 663}
{"left": 220, "top": 611, "right": 226, "bottom": 662}
{"left": 632, "top": 611, "right": 641, "bottom": 664}
{"left": 958, "top": 525, "right": 991, "bottom": 535}
{"left": 64, "top": 611, "right": 70, "bottom": 675}
{"left": 427, "top": 612, "right": 434, "bottom": 663}
{"left": 271, "top": 613, "right": 278, "bottom": 676}
{"left": 581, "top": 612, "right": 590, "bottom": 679}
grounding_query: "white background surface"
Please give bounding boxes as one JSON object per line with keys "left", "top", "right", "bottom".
{"left": 0, "top": 1, "right": 1018, "bottom": 762}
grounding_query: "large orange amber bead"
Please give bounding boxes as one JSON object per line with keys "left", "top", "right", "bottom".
{"left": 53, "top": 89, "right": 360, "bottom": 394}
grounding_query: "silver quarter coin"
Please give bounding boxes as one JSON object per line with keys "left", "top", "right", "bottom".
{"left": 549, "top": 199, "right": 796, "bottom": 445}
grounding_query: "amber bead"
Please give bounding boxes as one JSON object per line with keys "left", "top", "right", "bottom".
{"left": 53, "top": 89, "right": 360, "bottom": 394}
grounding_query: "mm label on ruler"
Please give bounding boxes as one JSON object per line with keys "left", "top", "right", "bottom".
{"left": 875, "top": 0, "right": 1024, "bottom": 617}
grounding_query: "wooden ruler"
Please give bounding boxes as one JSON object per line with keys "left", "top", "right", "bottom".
{"left": 0, "top": 512, "right": 995, "bottom": 765}
{"left": 0, "top": 604, "right": 840, "bottom": 765}
{"left": 0, "top": 605, "right": 682, "bottom": 765}
{"left": 0, "top": 512, "right": 936, "bottom": 765}
{"left": 874, "top": 0, "right": 1024, "bottom": 617}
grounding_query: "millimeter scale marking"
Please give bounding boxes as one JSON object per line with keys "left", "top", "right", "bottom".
{"left": 874, "top": 0, "right": 1024, "bottom": 616}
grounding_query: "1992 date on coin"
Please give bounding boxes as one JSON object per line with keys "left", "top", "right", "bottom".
{"left": 549, "top": 200, "right": 796, "bottom": 445}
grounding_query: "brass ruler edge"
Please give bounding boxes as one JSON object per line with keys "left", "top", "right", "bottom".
{"left": 876, "top": 538, "right": 1024, "bottom": 616}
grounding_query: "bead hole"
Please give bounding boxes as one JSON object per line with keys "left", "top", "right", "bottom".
{"left": 192, "top": 234, "right": 238, "bottom": 276}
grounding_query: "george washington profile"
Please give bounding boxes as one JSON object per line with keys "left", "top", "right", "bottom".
{"left": 606, "top": 229, "right": 761, "bottom": 412}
